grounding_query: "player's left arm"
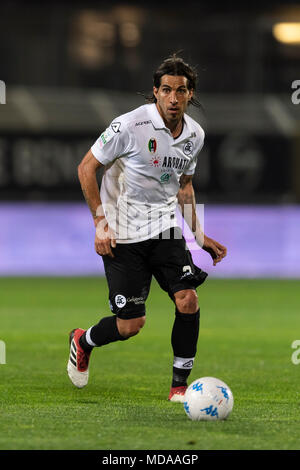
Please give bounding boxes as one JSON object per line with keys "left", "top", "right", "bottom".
{"left": 178, "top": 174, "right": 227, "bottom": 266}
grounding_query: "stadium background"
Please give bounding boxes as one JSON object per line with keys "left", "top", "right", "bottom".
{"left": 0, "top": 0, "right": 299, "bottom": 279}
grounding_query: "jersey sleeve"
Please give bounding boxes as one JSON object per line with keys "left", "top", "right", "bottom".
{"left": 183, "top": 129, "right": 205, "bottom": 176}
{"left": 183, "top": 153, "right": 198, "bottom": 175}
{"left": 90, "top": 120, "right": 131, "bottom": 165}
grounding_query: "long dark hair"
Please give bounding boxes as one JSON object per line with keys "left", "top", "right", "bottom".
{"left": 141, "top": 53, "right": 203, "bottom": 109}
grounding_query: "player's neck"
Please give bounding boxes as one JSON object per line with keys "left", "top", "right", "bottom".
{"left": 155, "top": 103, "right": 184, "bottom": 138}
{"left": 163, "top": 117, "right": 183, "bottom": 138}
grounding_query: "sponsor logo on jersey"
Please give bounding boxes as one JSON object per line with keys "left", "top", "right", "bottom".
{"left": 99, "top": 127, "right": 114, "bottom": 148}
{"left": 135, "top": 120, "right": 151, "bottom": 126}
{"left": 162, "top": 156, "right": 188, "bottom": 170}
{"left": 148, "top": 138, "right": 157, "bottom": 153}
{"left": 150, "top": 156, "right": 161, "bottom": 167}
{"left": 183, "top": 141, "right": 194, "bottom": 156}
{"left": 160, "top": 173, "right": 171, "bottom": 184}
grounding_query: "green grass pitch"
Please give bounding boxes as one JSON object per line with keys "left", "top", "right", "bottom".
{"left": 0, "top": 277, "right": 300, "bottom": 450}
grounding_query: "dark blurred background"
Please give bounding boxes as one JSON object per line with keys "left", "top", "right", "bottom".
{"left": 0, "top": 0, "right": 300, "bottom": 277}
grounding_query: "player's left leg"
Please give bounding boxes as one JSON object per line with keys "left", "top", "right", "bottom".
{"left": 150, "top": 227, "right": 207, "bottom": 402}
{"left": 169, "top": 289, "right": 200, "bottom": 402}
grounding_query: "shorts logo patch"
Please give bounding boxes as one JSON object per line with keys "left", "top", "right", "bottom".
{"left": 183, "top": 141, "right": 193, "bottom": 156}
{"left": 148, "top": 138, "right": 157, "bottom": 153}
{"left": 115, "top": 294, "right": 127, "bottom": 308}
{"left": 180, "top": 265, "right": 193, "bottom": 280}
{"left": 183, "top": 265, "right": 192, "bottom": 274}
{"left": 127, "top": 296, "right": 145, "bottom": 305}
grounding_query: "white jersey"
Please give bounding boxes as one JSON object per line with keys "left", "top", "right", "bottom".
{"left": 91, "top": 103, "right": 205, "bottom": 243}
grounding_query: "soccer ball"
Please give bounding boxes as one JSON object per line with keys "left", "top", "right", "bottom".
{"left": 183, "top": 377, "right": 234, "bottom": 421}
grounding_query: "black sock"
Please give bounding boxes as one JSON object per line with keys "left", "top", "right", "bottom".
{"left": 171, "top": 309, "right": 200, "bottom": 387}
{"left": 79, "top": 333, "right": 93, "bottom": 352}
{"left": 79, "top": 315, "right": 127, "bottom": 351}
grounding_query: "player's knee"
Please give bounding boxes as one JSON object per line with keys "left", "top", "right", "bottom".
{"left": 117, "top": 316, "right": 146, "bottom": 338}
{"left": 174, "top": 289, "right": 198, "bottom": 313}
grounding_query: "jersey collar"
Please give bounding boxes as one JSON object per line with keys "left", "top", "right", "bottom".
{"left": 147, "top": 103, "right": 195, "bottom": 141}
{"left": 147, "top": 103, "right": 168, "bottom": 130}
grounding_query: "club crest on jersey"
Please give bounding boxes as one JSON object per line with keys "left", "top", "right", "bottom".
{"left": 148, "top": 138, "right": 157, "bottom": 153}
{"left": 183, "top": 141, "right": 194, "bottom": 156}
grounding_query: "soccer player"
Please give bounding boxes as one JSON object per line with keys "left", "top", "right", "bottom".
{"left": 67, "top": 54, "right": 227, "bottom": 402}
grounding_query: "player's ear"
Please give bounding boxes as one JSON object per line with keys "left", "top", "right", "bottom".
{"left": 153, "top": 86, "right": 159, "bottom": 99}
{"left": 188, "top": 88, "right": 194, "bottom": 102}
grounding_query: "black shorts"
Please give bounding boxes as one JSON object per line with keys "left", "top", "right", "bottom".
{"left": 102, "top": 227, "right": 208, "bottom": 319}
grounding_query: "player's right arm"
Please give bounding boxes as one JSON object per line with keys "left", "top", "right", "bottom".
{"left": 78, "top": 149, "right": 116, "bottom": 258}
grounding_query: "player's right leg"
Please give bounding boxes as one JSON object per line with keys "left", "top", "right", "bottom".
{"left": 67, "top": 328, "right": 92, "bottom": 389}
{"left": 67, "top": 317, "right": 145, "bottom": 388}
{"left": 67, "top": 241, "right": 151, "bottom": 388}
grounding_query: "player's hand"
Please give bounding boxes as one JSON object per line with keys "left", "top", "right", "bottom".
{"left": 94, "top": 217, "right": 116, "bottom": 258}
{"left": 202, "top": 236, "right": 227, "bottom": 266}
